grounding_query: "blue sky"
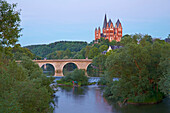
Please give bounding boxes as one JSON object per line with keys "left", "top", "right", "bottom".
{"left": 8, "top": 0, "right": 170, "bottom": 46}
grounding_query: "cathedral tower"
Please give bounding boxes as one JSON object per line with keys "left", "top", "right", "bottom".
{"left": 95, "top": 14, "right": 123, "bottom": 42}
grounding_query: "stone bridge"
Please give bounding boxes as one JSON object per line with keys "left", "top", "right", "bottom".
{"left": 33, "top": 59, "right": 92, "bottom": 76}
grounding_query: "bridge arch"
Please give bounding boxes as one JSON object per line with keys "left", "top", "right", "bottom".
{"left": 87, "top": 63, "right": 93, "bottom": 76}
{"left": 62, "top": 62, "right": 78, "bottom": 76}
{"left": 38, "top": 62, "right": 57, "bottom": 75}
{"left": 41, "top": 63, "right": 55, "bottom": 76}
{"left": 61, "top": 62, "right": 80, "bottom": 71}
{"left": 86, "top": 63, "right": 92, "bottom": 71}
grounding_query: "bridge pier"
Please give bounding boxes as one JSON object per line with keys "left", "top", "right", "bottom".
{"left": 85, "top": 70, "right": 88, "bottom": 77}
{"left": 55, "top": 69, "right": 64, "bottom": 76}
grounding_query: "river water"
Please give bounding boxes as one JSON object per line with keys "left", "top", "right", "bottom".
{"left": 53, "top": 85, "right": 170, "bottom": 113}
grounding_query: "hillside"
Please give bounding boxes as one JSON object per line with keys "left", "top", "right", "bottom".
{"left": 24, "top": 41, "right": 87, "bottom": 58}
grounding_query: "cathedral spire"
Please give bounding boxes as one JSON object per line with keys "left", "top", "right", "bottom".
{"left": 116, "top": 19, "right": 121, "bottom": 27}
{"left": 103, "top": 14, "right": 107, "bottom": 29}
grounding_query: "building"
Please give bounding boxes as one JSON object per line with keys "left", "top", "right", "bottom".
{"left": 107, "top": 45, "right": 122, "bottom": 52}
{"left": 95, "top": 14, "right": 123, "bottom": 42}
{"left": 102, "top": 45, "right": 123, "bottom": 55}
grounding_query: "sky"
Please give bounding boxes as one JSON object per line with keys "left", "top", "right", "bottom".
{"left": 8, "top": 0, "right": 170, "bottom": 46}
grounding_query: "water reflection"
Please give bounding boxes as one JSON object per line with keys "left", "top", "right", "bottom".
{"left": 53, "top": 96, "right": 59, "bottom": 108}
{"left": 53, "top": 86, "right": 170, "bottom": 113}
{"left": 59, "top": 86, "right": 88, "bottom": 101}
{"left": 54, "top": 86, "right": 113, "bottom": 113}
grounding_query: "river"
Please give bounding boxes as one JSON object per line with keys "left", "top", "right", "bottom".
{"left": 53, "top": 83, "right": 170, "bottom": 113}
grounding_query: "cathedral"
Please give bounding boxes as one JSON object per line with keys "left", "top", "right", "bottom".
{"left": 95, "top": 14, "right": 123, "bottom": 42}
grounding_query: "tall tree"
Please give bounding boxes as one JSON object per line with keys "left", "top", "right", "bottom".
{"left": 64, "top": 48, "right": 71, "bottom": 58}
{"left": 88, "top": 47, "right": 99, "bottom": 59}
{"left": 99, "top": 45, "right": 108, "bottom": 53}
{"left": 104, "top": 35, "right": 170, "bottom": 103}
{"left": 0, "top": 0, "right": 22, "bottom": 48}
{"left": 93, "top": 54, "right": 107, "bottom": 75}
{"left": 85, "top": 46, "right": 91, "bottom": 58}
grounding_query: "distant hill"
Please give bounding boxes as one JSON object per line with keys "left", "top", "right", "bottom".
{"left": 24, "top": 41, "right": 87, "bottom": 58}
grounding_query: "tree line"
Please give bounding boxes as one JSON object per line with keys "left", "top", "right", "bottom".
{"left": 23, "top": 37, "right": 120, "bottom": 60}
{"left": 0, "top": 1, "right": 54, "bottom": 112}
{"left": 24, "top": 41, "right": 87, "bottom": 59}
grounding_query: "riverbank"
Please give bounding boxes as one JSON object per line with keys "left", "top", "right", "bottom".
{"left": 57, "top": 80, "right": 98, "bottom": 87}
{"left": 104, "top": 92, "right": 165, "bottom": 105}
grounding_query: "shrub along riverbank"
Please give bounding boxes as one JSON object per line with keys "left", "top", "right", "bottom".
{"left": 56, "top": 69, "right": 89, "bottom": 86}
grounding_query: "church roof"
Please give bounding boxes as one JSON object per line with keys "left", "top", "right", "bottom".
{"left": 108, "top": 19, "right": 112, "bottom": 27}
{"left": 103, "top": 14, "right": 107, "bottom": 29}
{"left": 101, "top": 51, "right": 107, "bottom": 55}
{"left": 110, "top": 45, "right": 123, "bottom": 50}
{"left": 116, "top": 19, "right": 121, "bottom": 27}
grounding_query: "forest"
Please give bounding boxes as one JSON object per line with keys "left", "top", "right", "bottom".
{"left": 24, "top": 41, "right": 87, "bottom": 59}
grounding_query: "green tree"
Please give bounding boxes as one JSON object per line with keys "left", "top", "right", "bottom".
{"left": 0, "top": 55, "right": 54, "bottom": 112}
{"left": 109, "top": 40, "right": 117, "bottom": 46}
{"left": 12, "top": 44, "right": 34, "bottom": 60}
{"left": 85, "top": 46, "right": 91, "bottom": 58}
{"left": 121, "top": 34, "right": 130, "bottom": 40}
{"left": 93, "top": 54, "right": 107, "bottom": 76}
{"left": 62, "top": 69, "right": 88, "bottom": 86}
{"left": 0, "top": 0, "right": 22, "bottom": 48}
{"left": 47, "top": 51, "right": 58, "bottom": 59}
{"left": 98, "top": 37, "right": 109, "bottom": 45}
{"left": 99, "top": 45, "right": 108, "bottom": 53}
{"left": 0, "top": 1, "right": 54, "bottom": 112}
{"left": 120, "top": 34, "right": 141, "bottom": 46}
{"left": 158, "top": 59, "right": 170, "bottom": 96}
{"left": 104, "top": 35, "right": 170, "bottom": 103}
{"left": 88, "top": 47, "right": 99, "bottom": 59}
{"left": 158, "top": 43, "right": 170, "bottom": 96}
{"left": 73, "top": 52, "right": 84, "bottom": 59}
{"left": 64, "top": 48, "right": 71, "bottom": 58}
{"left": 20, "top": 56, "right": 43, "bottom": 79}
{"left": 56, "top": 51, "right": 63, "bottom": 59}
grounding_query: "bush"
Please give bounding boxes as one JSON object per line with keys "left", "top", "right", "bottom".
{"left": 0, "top": 55, "right": 54, "bottom": 112}
{"left": 98, "top": 77, "right": 107, "bottom": 85}
{"left": 89, "top": 82, "right": 97, "bottom": 85}
{"left": 57, "top": 69, "right": 89, "bottom": 86}
{"left": 128, "top": 91, "right": 164, "bottom": 104}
